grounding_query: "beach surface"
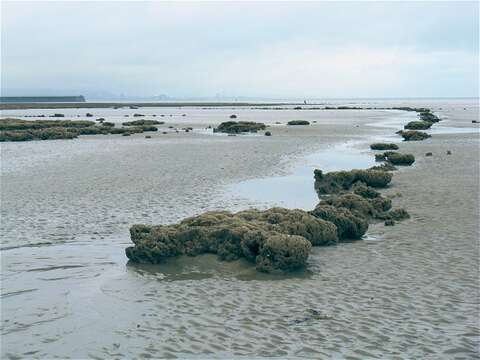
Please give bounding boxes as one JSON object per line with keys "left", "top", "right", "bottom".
{"left": 1, "top": 99, "right": 479, "bottom": 358}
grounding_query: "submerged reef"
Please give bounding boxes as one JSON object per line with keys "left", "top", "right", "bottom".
{"left": 213, "top": 121, "right": 266, "bottom": 134}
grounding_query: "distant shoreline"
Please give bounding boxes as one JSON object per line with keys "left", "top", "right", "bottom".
{"left": 0, "top": 102, "right": 304, "bottom": 110}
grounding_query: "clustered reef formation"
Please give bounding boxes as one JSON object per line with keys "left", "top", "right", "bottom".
{"left": 126, "top": 107, "right": 442, "bottom": 273}
{"left": 126, "top": 166, "right": 410, "bottom": 273}
{"left": 0, "top": 118, "right": 160, "bottom": 141}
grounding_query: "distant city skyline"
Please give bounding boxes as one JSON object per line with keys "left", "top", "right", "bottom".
{"left": 2, "top": 1, "right": 479, "bottom": 99}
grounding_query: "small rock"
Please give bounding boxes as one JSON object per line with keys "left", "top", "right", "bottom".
{"left": 425, "top": 152, "right": 433, "bottom": 156}
{"left": 145, "top": 135, "right": 151, "bottom": 139}
{"left": 385, "top": 220, "right": 395, "bottom": 226}
{"left": 265, "top": 131, "right": 272, "bottom": 136}
{"left": 230, "top": 114, "right": 237, "bottom": 119}
{"left": 447, "top": 150, "right": 452, "bottom": 155}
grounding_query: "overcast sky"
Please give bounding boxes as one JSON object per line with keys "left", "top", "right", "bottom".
{"left": 1, "top": 1, "right": 479, "bottom": 99}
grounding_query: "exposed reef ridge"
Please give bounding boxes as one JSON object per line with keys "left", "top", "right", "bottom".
{"left": 126, "top": 167, "right": 409, "bottom": 272}
{"left": 124, "top": 107, "right": 440, "bottom": 273}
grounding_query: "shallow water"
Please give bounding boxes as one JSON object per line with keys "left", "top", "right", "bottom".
{"left": 227, "top": 141, "right": 376, "bottom": 210}
{"left": 1, "top": 101, "right": 479, "bottom": 358}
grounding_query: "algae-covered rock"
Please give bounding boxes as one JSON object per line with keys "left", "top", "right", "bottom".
{"left": 404, "top": 121, "right": 433, "bottom": 130}
{"left": 324, "top": 192, "right": 393, "bottom": 220}
{"left": 76, "top": 126, "right": 110, "bottom": 135}
{"left": 314, "top": 169, "right": 392, "bottom": 195}
{"left": 369, "top": 196, "right": 392, "bottom": 213}
{"left": 419, "top": 111, "right": 440, "bottom": 123}
{"left": 139, "top": 125, "right": 159, "bottom": 132}
{"left": 369, "top": 163, "right": 397, "bottom": 172}
{"left": 377, "top": 208, "right": 410, "bottom": 221}
{"left": 255, "top": 234, "right": 311, "bottom": 273}
{"left": 213, "top": 121, "right": 266, "bottom": 134}
{"left": 380, "top": 152, "right": 415, "bottom": 166}
{"left": 370, "top": 143, "right": 399, "bottom": 150}
{"left": 397, "top": 130, "right": 431, "bottom": 141}
{"left": 355, "top": 169, "right": 393, "bottom": 188}
{"left": 324, "top": 193, "right": 375, "bottom": 218}
{"left": 310, "top": 204, "right": 368, "bottom": 240}
{"left": 0, "top": 127, "right": 80, "bottom": 141}
{"left": 109, "top": 127, "right": 145, "bottom": 135}
{"left": 126, "top": 207, "right": 338, "bottom": 272}
{"left": 287, "top": 120, "right": 310, "bottom": 125}
{"left": 0, "top": 131, "right": 36, "bottom": 142}
{"left": 236, "top": 208, "right": 338, "bottom": 246}
{"left": 122, "top": 120, "right": 164, "bottom": 126}
{"left": 352, "top": 182, "right": 380, "bottom": 199}
{"left": 0, "top": 118, "right": 96, "bottom": 131}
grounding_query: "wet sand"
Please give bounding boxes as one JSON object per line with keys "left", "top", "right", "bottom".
{"left": 1, "top": 101, "right": 479, "bottom": 358}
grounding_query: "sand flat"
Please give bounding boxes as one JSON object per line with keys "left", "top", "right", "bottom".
{"left": 1, "top": 101, "right": 479, "bottom": 358}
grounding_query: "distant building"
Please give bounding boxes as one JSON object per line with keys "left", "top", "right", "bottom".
{"left": 0, "top": 96, "right": 86, "bottom": 103}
